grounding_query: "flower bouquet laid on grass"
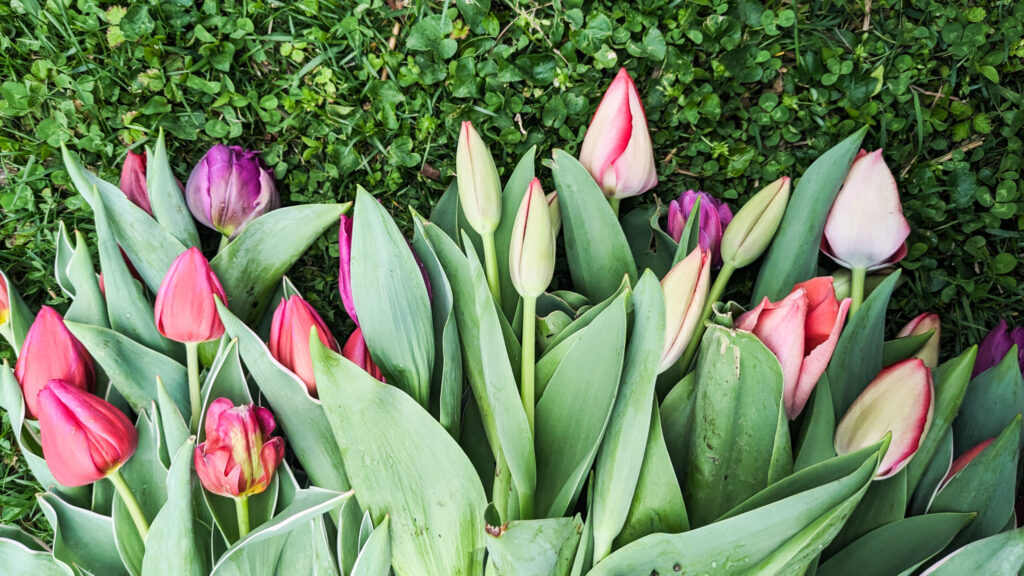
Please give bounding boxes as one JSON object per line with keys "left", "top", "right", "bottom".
{"left": 1, "top": 69, "right": 1023, "bottom": 576}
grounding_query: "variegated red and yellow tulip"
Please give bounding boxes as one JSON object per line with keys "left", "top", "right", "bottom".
{"left": 194, "top": 398, "right": 285, "bottom": 499}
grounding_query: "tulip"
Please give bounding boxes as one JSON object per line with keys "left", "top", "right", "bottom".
{"left": 269, "top": 295, "right": 340, "bottom": 397}
{"left": 834, "top": 358, "right": 934, "bottom": 479}
{"left": 547, "top": 192, "right": 562, "bottom": 237}
{"left": 337, "top": 214, "right": 358, "bottom": 325}
{"left": 973, "top": 319, "right": 1024, "bottom": 377}
{"left": 15, "top": 306, "right": 95, "bottom": 418}
{"left": 194, "top": 398, "right": 285, "bottom": 537}
{"left": 896, "top": 313, "right": 941, "bottom": 369}
{"left": 719, "top": 177, "right": 790, "bottom": 270}
{"left": 578, "top": 68, "right": 658, "bottom": 201}
{"left": 185, "top": 144, "right": 279, "bottom": 238}
{"left": 120, "top": 150, "right": 152, "bottom": 215}
{"left": 342, "top": 327, "right": 385, "bottom": 382}
{"left": 667, "top": 190, "right": 734, "bottom": 267}
{"left": 509, "top": 178, "right": 556, "bottom": 300}
{"left": 660, "top": 247, "right": 711, "bottom": 372}
{"left": 456, "top": 121, "right": 503, "bottom": 300}
{"left": 737, "top": 277, "right": 851, "bottom": 419}
{"left": 0, "top": 274, "right": 9, "bottom": 326}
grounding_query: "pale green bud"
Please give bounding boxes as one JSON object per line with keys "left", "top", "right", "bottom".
{"left": 456, "top": 121, "right": 502, "bottom": 235}
{"left": 509, "top": 178, "right": 556, "bottom": 298}
{"left": 720, "top": 176, "right": 791, "bottom": 268}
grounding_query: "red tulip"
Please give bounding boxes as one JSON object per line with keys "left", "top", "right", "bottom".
{"left": 37, "top": 380, "right": 137, "bottom": 487}
{"left": 194, "top": 398, "right": 284, "bottom": 498}
{"left": 896, "top": 313, "right": 941, "bottom": 368}
{"left": 120, "top": 150, "right": 152, "bottom": 215}
{"left": 269, "top": 295, "right": 340, "bottom": 396}
{"left": 736, "top": 277, "right": 851, "bottom": 419}
{"left": 15, "top": 306, "right": 95, "bottom": 418}
{"left": 342, "top": 327, "right": 385, "bottom": 382}
{"left": 154, "top": 247, "right": 228, "bottom": 343}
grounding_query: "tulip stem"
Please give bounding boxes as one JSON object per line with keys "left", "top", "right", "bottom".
{"left": 186, "top": 342, "right": 202, "bottom": 433}
{"left": 482, "top": 231, "right": 501, "bottom": 303}
{"left": 218, "top": 235, "right": 231, "bottom": 254}
{"left": 108, "top": 468, "right": 149, "bottom": 541}
{"left": 235, "top": 495, "right": 251, "bottom": 539}
{"left": 850, "top": 267, "right": 866, "bottom": 317}
{"left": 608, "top": 197, "right": 620, "bottom": 217}
{"left": 521, "top": 296, "right": 537, "bottom": 436}
{"left": 678, "top": 261, "right": 736, "bottom": 373}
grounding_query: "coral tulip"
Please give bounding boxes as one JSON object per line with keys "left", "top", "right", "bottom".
{"left": 667, "top": 190, "right": 733, "bottom": 267}
{"left": 15, "top": 306, "right": 95, "bottom": 418}
{"left": 194, "top": 398, "right": 285, "bottom": 499}
{"left": 120, "top": 150, "right": 152, "bottom": 215}
{"left": 973, "top": 319, "right": 1024, "bottom": 377}
{"left": 896, "top": 313, "right": 941, "bottom": 369}
{"left": 154, "top": 247, "right": 228, "bottom": 343}
{"left": 660, "top": 247, "right": 711, "bottom": 372}
{"left": 342, "top": 327, "right": 385, "bottom": 382}
{"left": 269, "top": 295, "right": 340, "bottom": 396}
{"left": 185, "top": 144, "right": 279, "bottom": 238}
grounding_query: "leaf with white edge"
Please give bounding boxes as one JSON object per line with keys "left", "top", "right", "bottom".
{"left": 146, "top": 130, "right": 200, "bottom": 247}
{"left": 0, "top": 538, "right": 74, "bottom": 576}
{"left": 275, "top": 516, "right": 341, "bottom": 576}
{"left": 156, "top": 379, "right": 189, "bottom": 467}
{"left": 910, "top": 428, "right": 953, "bottom": 516}
{"left": 494, "top": 147, "right": 537, "bottom": 319}
{"left": 0, "top": 269, "right": 35, "bottom": 354}
{"left": 921, "top": 526, "right": 1024, "bottom": 575}
{"left": 486, "top": 516, "right": 582, "bottom": 576}
{"left": 142, "top": 439, "right": 206, "bottom": 576}
{"left": 351, "top": 516, "right": 392, "bottom": 576}
{"left": 113, "top": 410, "right": 168, "bottom": 576}
{"left": 38, "top": 492, "right": 126, "bottom": 576}
{"left": 55, "top": 224, "right": 108, "bottom": 328}
{"left": 336, "top": 497, "right": 364, "bottom": 575}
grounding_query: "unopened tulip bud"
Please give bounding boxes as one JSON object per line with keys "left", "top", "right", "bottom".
{"left": 660, "top": 247, "right": 711, "bottom": 372}
{"left": 455, "top": 121, "right": 502, "bottom": 235}
{"left": 973, "top": 319, "right": 1024, "bottom": 377}
{"left": 154, "top": 247, "right": 228, "bottom": 343}
{"left": 547, "top": 192, "right": 561, "bottom": 237}
{"left": 37, "top": 380, "right": 137, "bottom": 486}
{"left": 720, "top": 177, "right": 790, "bottom": 269}
{"left": 186, "top": 144, "right": 279, "bottom": 238}
{"left": 342, "top": 327, "right": 385, "bottom": 382}
{"left": 120, "top": 150, "right": 152, "bottom": 215}
{"left": 897, "top": 313, "right": 941, "bottom": 368}
{"left": 269, "top": 295, "right": 340, "bottom": 397}
{"left": 834, "top": 358, "right": 934, "bottom": 479}
{"left": 15, "top": 306, "right": 95, "bottom": 418}
{"left": 194, "top": 398, "right": 285, "bottom": 498}
{"left": 509, "top": 178, "right": 556, "bottom": 299}
{"left": 668, "top": 190, "right": 733, "bottom": 268}
{"left": 337, "top": 214, "right": 358, "bottom": 325}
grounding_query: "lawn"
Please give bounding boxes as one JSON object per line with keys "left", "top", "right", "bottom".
{"left": 1, "top": 0, "right": 1022, "bottom": 536}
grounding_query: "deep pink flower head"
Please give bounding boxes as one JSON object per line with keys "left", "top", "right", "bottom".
{"left": 337, "top": 214, "right": 358, "bottom": 325}
{"left": 973, "top": 319, "right": 1024, "bottom": 377}
{"left": 120, "top": 150, "right": 152, "bottom": 215}
{"left": 667, "top": 190, "right": 733, "bottom": 267}
{"left": 193, "top": 398, "right": 285, "bottom": 498}
{"left": 269, "top": 295, "right": 340, "bottom": 397}
{"left": 154, "top": 247, "right": 228, "bottom": 343}
{"left": 342, "top": 327, "right": 385, "bottom": 382}
{"left": 185, "top": 144, "right": 279, "bottom": 238}
{"left": 15, "top": 306, "right": 95, "bottom": 419}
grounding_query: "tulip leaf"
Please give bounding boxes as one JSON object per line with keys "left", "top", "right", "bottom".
{"left": 37, "top": 492, "right": 126, "bottom": 576}
{"left": 953, "top": 345, "right": 1024, "bottom": 459}
{"left": 920, "top": 526, "right": 1024, "bottom": 575}
{"left": 685, "top": 324, "right": 787, "bottom": 527}
{"left": 350, "top": 515, "right": 391, "bottom": 576}
{"left": 928, "top": 414, "right": 1021, "bottom": 549}
{"left": 216, "top": 300, "right": 350, "bottom": 493}
{"left": 155, "top": 379, "right": 189, "bottom": 467}
{"left": 591, "top": 271, "right": 664, "bottom": 560}
{"left": 589, "top": 453, "right": 876, "bottom": 576}
{"left": 429, "top": 180, "right": 462, "bottom": 242}
{"left": 55, "top": 224, "right": 108, "bottom": 329}
{"left": 536, "top": 292, "right": 627, "bottom": 518}
{"left": 146, "top": 130, "right": 200, "bottom": 248}
{"left": 542, "top": 275, "right": 631, "bottom": 358}
{"left": 550, "top": 149, "right": 637, "bottom": 302}
{"left": 827, "top": 468, "right": 908, "bottom": 554}
{"left": 0, "top": 524, "right": 48, "bottom": 551}
{"left": 827, "top": 270, "right": 901, "bottom": 419}
{"left": 907, "top": 346, "right": 975, "bottom": 495}
{"left": 274, "top": 515, "right": 340, "bottom": 576}
{"left": 142, "top": 439, "right": 206, "bottom": 576}
{"left": 486, "top": 516, "right": 583, "bottom": 576}
{"left": 336, "top": 498, "right": 364, "bottom": 576}
{"left": 881, "top": 331, "right": 934, "bottom": 366}
{"left": 312, "top": 340, "right": 488, "bottom": 576}
{"left": 0, "top": 537, "right": 73, "bottom": 576}
{"left": 209, "top": 488, "right": 351, "bottom": 576}
{"left": 494, "top": 146, "right": 536, "bottom": 319}
{"left": 818, "top": 512, "right": 973, "bottom": 576}
{"left": 660, "top": 372, "right": 696, "bottom": 483}
{"left": 0, "top": 269, "right": 36, "bottom": 355}
{"left": 620, "top": 205, "right": 674, "bottom": 278}
{"left": 211, "top": 202, "right": 348, "bottom": 326}
{"left": 794, "top": 374, "right": 837, "bottom": 471}
{"left": 113, "top": 410, "right": 168, "bottom": 576}
{"left": 910, "top": 428, "right": 953, "bottom": 516}
{"left": 752, "top": 126, "right": 868, "bottom": 302}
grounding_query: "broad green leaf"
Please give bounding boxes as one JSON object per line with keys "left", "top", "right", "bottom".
{"left": 752, "top": 127, "right": 867, "bottom": 301}
{"left": 493, "top": 147, "right": 536, "bottom": 319}
{"left": 155, "top": 379, "right": 188, "bottom": 468}
{"left": 313, "top": 340, "right": 487, "bottom": 576}
{"left": 881, "top": 331, "right": 934, "bottom": 366}
{"left": 350, "top": 189, "right": 434, "bottom": 406}
{"left": 536, "top": 293, "right": 627, "bottom": 518}
{"left": 211, "top": 203, "right": 349, "bottom": 325}
{"left": 818, "top": 513, "right": 973, "bottom": 576}
{"left": 351, "top": 516, "right": 391, "bottom": 576}
{"left": 550, "top": 149, "right": 636, "bottom": 301}
{"left": 429, "top": 180, "right": 462, "bottom": 242}
{"left": 828, "top": 270, "right": 901, "bottom": 419}
{"left": 142, "top": 439, "right": 205, "bottom": 576}
{"left": 55, "top": 224, "right": 108, "bottom": 328}
{"left": 953, "top": 345, "right": 1024, "bottom": 458}
{"left": 38, "top": 492, "right": 126, "bottom": 576}
{"left": 0, "top": 538, "right": 74, "bottom": 576}
{"left": 0, "top": 269, "right": 36, "bottom": 354}
{"left": 685, "top": 325, "right": 787, "bottom": 526}
{"left": 146, "top": 129, "right": 200, "bottom": 247}
{"left": 827, "top": 468, "right": 907, "bottom": 554}
{"left": 486, "top": 517, "right": 582, "bottom": 576}
{"left": 794, "top": 375, "right": 837, "bottom": 471}
{"left": 113, "top": 410, "right": 168, "bottom": 576}
{"left": 0, "top": 524, "right": 48, "bottom": 551}
{"left": 275, "top": 516, "right": 340, "bottom": 576}
{"left": 659, "top": 372, "right": 696, "bottom": 483}
{"left": 921, "top": 526, "right": 1024, "bottom": 575}
{"left": 591, "top": 271, "right": 664, "bottom": 560}
{"left": 910, "top": 429, "right": 953, "bottom": 516}
{"left": 620, "top": 206, "right": 675, "bottom": 278}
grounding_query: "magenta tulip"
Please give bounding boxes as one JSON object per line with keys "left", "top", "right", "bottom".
{"left": 667, "top": 190, "right": 733, "bottom": 267}
{"left": 15, "top": 306, "right": 95, "bottom": 419}
{"left": 185, "top": 144, "right": 279, "bottom": 238}
{"left": 337, "top": 214, "right": 358, "bottom": 325}
{"left": 269, "top": 295, "right": 340, "bottom": 397}
{"left": 194, "top": 398, "right": 285, "bottom": 499}
{"left": 342, "top": 327, "right": 384, "bottom": 382}
{"left": 120, "top": 150, "right": 152, "bottom": 215}
{"left": 154, "top": 247, "right": 228, "bottom": 343}
{"left": 973, "top": 319, "right": 1024, "bottom": 377}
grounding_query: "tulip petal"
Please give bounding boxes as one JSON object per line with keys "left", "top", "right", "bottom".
{"left": 606, "top": 71, "right": 658, "bottom": 198}
{"left": 659, "top": 247, "right": 711, "bottom": 371}
{"left": 974, "top": 319, "right": 1013, "bottom": 377}
{"left": 737, "top": 289, "right": 808, "bottom": 414}
{"left": 579, "top": 69, "right": 632, "bottom": 190}
{"left": 15, "top": 306, "right": 95, "bottom": 418}
{"left": 795, "top": 277, "right": 841, "bottom": 351}
{"left": 791, "top": 298, "right": 851, "bottom": 419}
{"left": 338, "top": 214, "right": 358, "bottom": 325}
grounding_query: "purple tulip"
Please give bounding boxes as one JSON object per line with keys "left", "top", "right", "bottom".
{"left": 973, "top": 319, "right": 1024, "bottom": 377}
{"left": 185, "top": 145, "right": 279, "bottom": 238}
{"left": 338, "top": 214, "right": 358, "bottom": 326}
{"left": 667, "top": 190, "right": 733, "bottom": 267}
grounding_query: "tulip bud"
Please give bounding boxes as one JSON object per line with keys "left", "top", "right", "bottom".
{"left": 821, "top": 150, "right": 910, "bottom": 271}
{"left": 455, "top": 121, "right": 502, "bottom": 235}
{"left": 973, "top": 319, "right": 1024, "bottom": 377}
{"left": 667, "top": 190, "right": 734, "bottom": 267}
{"left": 660, "top": 247, "right": 711, "bottom": 372}
{"left": 120, "top": 150, "right": 152, "bottom": 215}
{"left": 834, "top": 358, "right": 934, "bottom": 479}
{"left": 194, "top": 398, "right": 285, "bottom": 498}
{"left": 154, "top": 247, "right": 228, "bottom": 343}
{"left": 37, "top": 380, "right": 137, "bottom": 486}
{"left": 269, "top": 295, "right": 340, "bottom": 397}
{"left": 720, "top": 177, "right": 790, "bottom": 269}
{"left": 185, "top": 144, "right": 279, "bottom": 238}
{"left": 578, "top": 68, "right": 658, "bottom": 199}
{"left": 547, "top": 192, "right": 561, "bottom": 237}
{"left": 509, "top": 178, "right": 556, "bottom": 299}
{"left": 0, "top": 274, "right": 9, "bottom": 326}
{"left": 342, "top": 327, "right": 385, "bottom": 382}
{"left": 337, "top": 214, "right": 358, "bottom": 325}
{"left": 897, "top": 313, "right": 941, "bottom": 369}
{"left": 15, "top": 306, "right": 95, "bottom": 418}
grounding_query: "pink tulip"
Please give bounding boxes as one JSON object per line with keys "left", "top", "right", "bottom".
{"left": 194, "top": 398, "right": 285, "bottom": 498}
{"left": 578, "top": 68, "right": 658, "bottom": 199}
{"left": 269, "top": 295, "right": 340, "bottom": 397}
{"left": 667, "top": 190, "right": 733, "bottom": 267}
{"left": 15, "top": 306, "right": 95, "bottom": 419}
{"left": 120, "top": 150, "right": 152, "bottom": 215}
{"left": 834, "top": 358, "right": 934, "bottom": 479}
{"left": 896, "top": 313, "right": 941, "bottom": 368}
{"left": 737, "top": 277, "right": 851, "bottom": 419}
{"left": 821, "top": 150, "right": 910, "bottom": 271}
{"left": 37, "top": 380, "right": 137, "bottom": 487}
{"left": 337, "top": 214, "right": 358, "bottom": 325}
{"left": 342, "top": 327, "right": 385, "bottom": 382}
{"left": 154, "top": 247, "right": 228, "bottom": 343}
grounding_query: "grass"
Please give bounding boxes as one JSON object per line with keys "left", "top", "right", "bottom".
{"left": 1, "top": 0, "right": 1022, "bottom": 537}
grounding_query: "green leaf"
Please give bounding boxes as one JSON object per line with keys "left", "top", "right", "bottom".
{"left": 953, "top": 345, "right": 1024, "bottom": 458}
{"left": 54, "top": 224, "right": 108, "bottom": 328}
{"left": 146, "top": 130, "right": 199, "bottom": 247}
{"left": 274, "top": 513, "right": 340, "bottom": 576}
{"left": 350, "top": 515, "right": 391, "bottom": 576}
{"left": 550, "top": 149, "right": 636, "bottom": 301}
{"left": 827, "top": 270, "right": 901, "bottom": 419}
{"left": 486, "top": 517, "right": 582, "bottom": 576}
{"left": 921, "top": 526, "right": 1024, "bottom": 575}
{"left": 156, "top": 379, "right": 188, "bottom": 468}
{"left": 685, "top": 325, "right": 787, "bottom": 526}
{"left": 591, "top": 271, "right": 664, "bottom": 560}
{"left": 910, "top": 428, "right": 953, "bottom": 516}
{"left": 752, "top": 126, "right": 867, "bottom": 301}
{"left": 113, "top": 410, "right": 168, "bottom": 576}
{"left": 882, "top": 331, "right": 934, "bottom": 366}
{"left": 38, "top": 492, "right": 126, "bottom": 576}
{"left": 620, "top": 206, "right": 675, "bottom": 279}
{"left": 493, "top": 147, "right": 536, "bottom": 320}
{"left": 350, "top": 189, "right": 434, "bottom": 406}
{"left": 313, "top": 339, "right": 487, "bottom": 576}
{"left": 336, "top": 499, "right": 364, "bottom": 576}
{"left": 827, "top": 468, "right": 908, "bottom": 554}
{"left": 0, "top": 269, "right": 36, "bottom": 354}
{"left": 142, "top": 439, "right": 206, "bottom": 576}
{"left": 211, "top": 203, "right": 348, "bottom": 325}
{"left": 660, "top": 372, "right": 696, "bottom": 483}
{"left": 0, "top": 538, "right": 73, "bottom": 575}
{"left": 818, "top": 513, "right": 973, "bottom": 576}
{"left": 794, "top": 374, "right": 837, "bottom": 471}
